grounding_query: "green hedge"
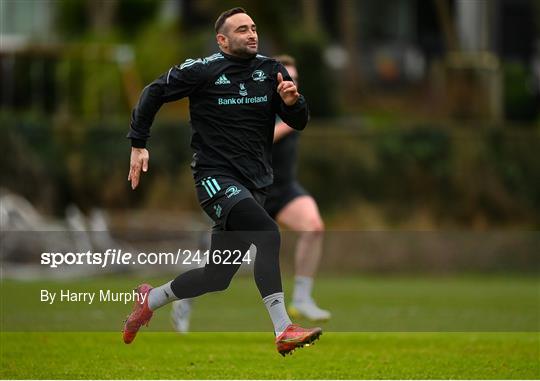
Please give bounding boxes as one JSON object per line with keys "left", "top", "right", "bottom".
{"left": 2, "top": 114, "right": 539, "bottom": 227}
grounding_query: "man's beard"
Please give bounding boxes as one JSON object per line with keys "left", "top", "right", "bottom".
{"left": 229, "top": 42, "right": 257, "bottom": 58}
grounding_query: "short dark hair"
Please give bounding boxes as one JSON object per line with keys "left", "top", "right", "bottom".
{"left": 215, "top": 7, "right": 246, "bottom": 34}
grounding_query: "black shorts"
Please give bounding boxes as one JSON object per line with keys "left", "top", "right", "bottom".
{"left": 264, "top": 181, "right": 308, "bottom": 219}
{"left": 196, "top": 175, "right": 267, "bottom": 231}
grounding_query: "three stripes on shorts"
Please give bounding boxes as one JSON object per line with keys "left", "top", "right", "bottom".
{"left": 201, "top": 177, "right": 221, "bottom": 197}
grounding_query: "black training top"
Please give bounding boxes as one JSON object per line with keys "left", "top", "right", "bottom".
{"left": 272, "top": 126, "right": 300, "bottom": 187}
{"left": 128, "top": 51, "right": 309, "bottom": 189}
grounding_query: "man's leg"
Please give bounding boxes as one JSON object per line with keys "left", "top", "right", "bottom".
{"left": 275, "top": 195, "right": 331, "bottom": 321}
{"left": 224, "top": 198, "right": 290, "bottom": 333}
{"left": 225, "top": 197, "right": 322, "bottom": 355}
{"left": 137, "top": 198, "right": 288, "bottom": 334}
{"left": 124, "top": 193, "right": 322, "bottom": 353}
{"left": 161, "top": 229, "right": 246, "bottom": 301}
{"left": 123, "top": 229, "right": 246, "bottom": 344}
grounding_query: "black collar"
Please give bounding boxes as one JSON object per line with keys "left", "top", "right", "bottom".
{"left": 220, "top": 50, "right": 256, "bottom": 63}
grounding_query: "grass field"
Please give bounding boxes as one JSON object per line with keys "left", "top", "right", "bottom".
{"left": 1, "top": 275, "right": 539, "bottom": 379}
{"left": 1, "top": 332, "right": 538, "bottom": 379}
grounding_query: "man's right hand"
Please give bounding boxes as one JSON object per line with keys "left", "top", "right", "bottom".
{"left": 128, "top": 147, "right": 149, "bottom": 190}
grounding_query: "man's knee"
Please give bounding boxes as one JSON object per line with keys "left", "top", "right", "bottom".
{"left": 295, "top": 215, "right": 324, "bottom": 247}
{"left": 259, "top": 214, "right": 280, "bottom": 233}
{"left": 210, "top": 276, "right": 233, "bottom": 291}
{"left": 206, "top": 272, "right": 234, "bottom": 292}
{"left": 203, "top": 258, "right": 240, "bottom": 292}
{"left": 261, "top": 225, "right": 281, "bottom": 248}
{"left": 251, "top": 218, "right": 281, "bottom": 257}
{"left": 303, "top": 215, "right": 325, "bottom": 236}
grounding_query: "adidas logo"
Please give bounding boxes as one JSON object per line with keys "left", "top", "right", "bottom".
{"left": 215, "top": 74, "right": 231, "bottom": 85}
{"left": 270, "top": 299, "right": 281, "bottom": 307}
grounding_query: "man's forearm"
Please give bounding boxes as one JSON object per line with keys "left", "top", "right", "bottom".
{"left": 279, "top": 95, "right": 309, "bottom": 131}
{"left": 127, "top": 82, "right": 166, "bottom": 146}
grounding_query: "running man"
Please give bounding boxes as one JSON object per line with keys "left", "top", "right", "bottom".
{"left": 123, "top": 8, "right": 321, "bottom": 355}
{"left": 171, "top": 56, "right": 329, "bottom": 333}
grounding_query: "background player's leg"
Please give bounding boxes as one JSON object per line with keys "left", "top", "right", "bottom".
{"left": 171, "top": 230, "right": 210, "bottom": 333}
{"left": 171, "top": 298, "right": 193, "bottom": 333}
{"left": 276, "top": 195, "right": 324, "bottom": 278}
{"left": 275, "top": 195, "right": 330, "bottom": 321}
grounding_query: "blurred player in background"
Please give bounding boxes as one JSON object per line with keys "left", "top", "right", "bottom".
{"left": 123, "top": 8, "right": 322, "bottom": 356}
{"left": 265, "top": 55, "right": 330, "bottom": 322}
{"left": 171, "top": 55, "right": 330, "bottom": 334}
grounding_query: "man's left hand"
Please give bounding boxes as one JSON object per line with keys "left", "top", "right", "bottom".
{"left": 277, "top": 72, "right": 299, "bottom": 106}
